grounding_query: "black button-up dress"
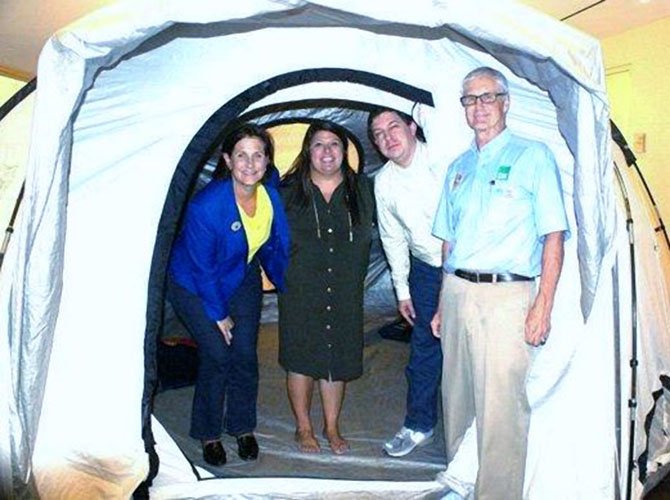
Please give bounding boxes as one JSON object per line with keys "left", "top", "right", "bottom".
{"left": 278, "top": 176, "right": 374, "bottom": 381}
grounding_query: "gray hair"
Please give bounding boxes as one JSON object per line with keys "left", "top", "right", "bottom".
{"left": 462, "top": 66, "right": 509, "bottom": 95}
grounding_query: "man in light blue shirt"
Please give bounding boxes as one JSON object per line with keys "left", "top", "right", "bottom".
{"left": 431, "top": 67, "right": 569, "bottom": 500}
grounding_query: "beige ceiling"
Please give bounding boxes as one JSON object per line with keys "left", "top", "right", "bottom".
{"left": 1, "top": 0, "right": 670, "bottom": 79}
{"left": 520, "top": 0, "right": 670, "bottom": 38}
{"left": 0, "top": 0, "right": 116, "bottom": 79}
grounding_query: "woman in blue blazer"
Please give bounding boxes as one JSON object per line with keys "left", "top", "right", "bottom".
{"left": 167, "top": 123, "right": 289, "bottom": 466}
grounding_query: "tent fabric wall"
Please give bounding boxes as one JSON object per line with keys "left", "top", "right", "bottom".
{"left": 0, "top": 0, "right": 668, "bottom": 498}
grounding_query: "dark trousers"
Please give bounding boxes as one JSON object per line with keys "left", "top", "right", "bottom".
{"left": 404, "top": 255, "right": 443, "bottom": 432}
{"left": 166, "top": 262, "right": 262, "bottom": 440}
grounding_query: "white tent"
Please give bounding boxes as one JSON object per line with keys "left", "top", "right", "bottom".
{"left": 1, "top": 0, "right": 669, "bottom": 498}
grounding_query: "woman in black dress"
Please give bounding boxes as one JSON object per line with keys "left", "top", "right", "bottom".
{"left": 279, "top": 120, "right": 374, "bottom": 454}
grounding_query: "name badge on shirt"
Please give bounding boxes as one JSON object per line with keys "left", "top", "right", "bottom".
{"left": 496, "top": 165, "right": 511, "bottom": 181}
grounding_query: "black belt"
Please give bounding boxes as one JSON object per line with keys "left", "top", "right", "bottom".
{"left": 454, "top": 269, "right": 534, "bottom": 283}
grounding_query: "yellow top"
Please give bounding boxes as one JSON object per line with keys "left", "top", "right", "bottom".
{"left": 238, "top": 185, "right": 273, "bottom": 263}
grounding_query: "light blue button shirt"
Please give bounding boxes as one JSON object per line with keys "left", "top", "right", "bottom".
{"left": 432, "top": 129, "right": 570, "bottom": 277}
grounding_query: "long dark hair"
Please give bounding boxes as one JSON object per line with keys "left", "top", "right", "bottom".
{"left": 214, "top": 122, "right": 276, "bottom": 182}
{"left": 282, "top": 120, "right": 364, "bottom": 225}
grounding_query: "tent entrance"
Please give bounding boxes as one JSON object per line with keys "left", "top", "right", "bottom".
{"left": 141, "top": 68, "right": 439, "bottom": 489}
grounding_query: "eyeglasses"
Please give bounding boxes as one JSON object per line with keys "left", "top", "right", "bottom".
{"left": 459, "top": 92, "right": 507, "bottom": 107}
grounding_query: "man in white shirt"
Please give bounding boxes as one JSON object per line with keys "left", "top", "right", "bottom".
{"left": 368, "top": 108, "right": 447, "bottom": 457}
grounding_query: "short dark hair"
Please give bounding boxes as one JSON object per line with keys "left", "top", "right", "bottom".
{"left": 215, "top": 122, "right": 276, "bottom": 182}
{"left": 366, "top": 106, "right": 426, "bottom": 153}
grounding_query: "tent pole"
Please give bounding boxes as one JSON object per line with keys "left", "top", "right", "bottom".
{"left": 0, "top": 77, "right": 36, "bottom": 121}
{"left": 0, "top": 182, "right": 24, "bottom": 269}
{"left": 611, "top": 120, "right": 668, "bottom": 494}
{"left": 610, "top": 120, "right": 670, "bottom": 250}
{"left": 630, "top": 165, "right": 670, "bottom": 249}
{"left": 612, "top": 161, "right": 639, "bottom": 500}
{"left": 0, "top": 78, "right": 35, "bottom": 270}
{"left": 612, "top": 258, "right": 622, "bottom": 500}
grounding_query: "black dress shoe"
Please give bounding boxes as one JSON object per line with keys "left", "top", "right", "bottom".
{"left": 236, "top": 433, "right": 259, "bottom": 461}
{"left": 202, "top": 440, "right": 226, "bottom": 466}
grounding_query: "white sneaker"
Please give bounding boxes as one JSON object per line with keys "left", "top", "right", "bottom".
{"left": 383, "top": 426, "right": 434, "bottom": 457}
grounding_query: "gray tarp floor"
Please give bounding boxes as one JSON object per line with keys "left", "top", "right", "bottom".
{"left": 153, "top": 285, "right": 449, "bottom": 483}
{"left": 152, "top": 288, "right": 670, "bottom": 497}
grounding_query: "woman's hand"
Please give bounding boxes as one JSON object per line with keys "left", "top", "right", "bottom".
{"left": 217, "top": 317, "right": 235, "bottom": 345}
{"left": 430, "top": 311, "right": 441, "bottom": 338}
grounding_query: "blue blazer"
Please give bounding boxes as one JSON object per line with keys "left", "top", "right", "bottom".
{"left": 169, "top": 178, "right": 290, "bottom": 321}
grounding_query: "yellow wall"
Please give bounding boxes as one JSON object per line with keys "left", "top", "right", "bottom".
{"left": 0, "top": 75, "right": 33, "bottom": 232}
{"left": 602, "top": 16, "right": 670, "bottom": 225}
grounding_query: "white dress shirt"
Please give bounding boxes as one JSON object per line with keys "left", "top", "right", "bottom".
{"left": 374, "top": 142, "right": 447, "bottom": 301}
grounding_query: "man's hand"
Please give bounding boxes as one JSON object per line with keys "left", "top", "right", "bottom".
{"left": 525, "top": 296, "right": 550, "bottom": 346}
{"left": 398, "top": 299, "right": 416, "bottom": 326}
{"left": 526, "top": 231, "right": 564, "bottom": 347}
{"left": 217, "top": 316, "right": 235, "bottom": 345}
{"left": 430, "top": 241, "right": 449, "bottom": 339}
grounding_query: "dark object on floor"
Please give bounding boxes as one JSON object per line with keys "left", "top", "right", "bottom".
{"left": 237, "top": 433, "right": 259, "bottom": 461}
{"left": 378, "top": 317, "right": 412, "bottom": 343}
{"left": 203, "top": 441, "right": 227, "bottom": 466}
{"left": 157, "top": 339, "right": 198, "bottom": 391}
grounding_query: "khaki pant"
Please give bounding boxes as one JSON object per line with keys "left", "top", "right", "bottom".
{"left": 440, "top": 274, "right": 536, "bottom": 500}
